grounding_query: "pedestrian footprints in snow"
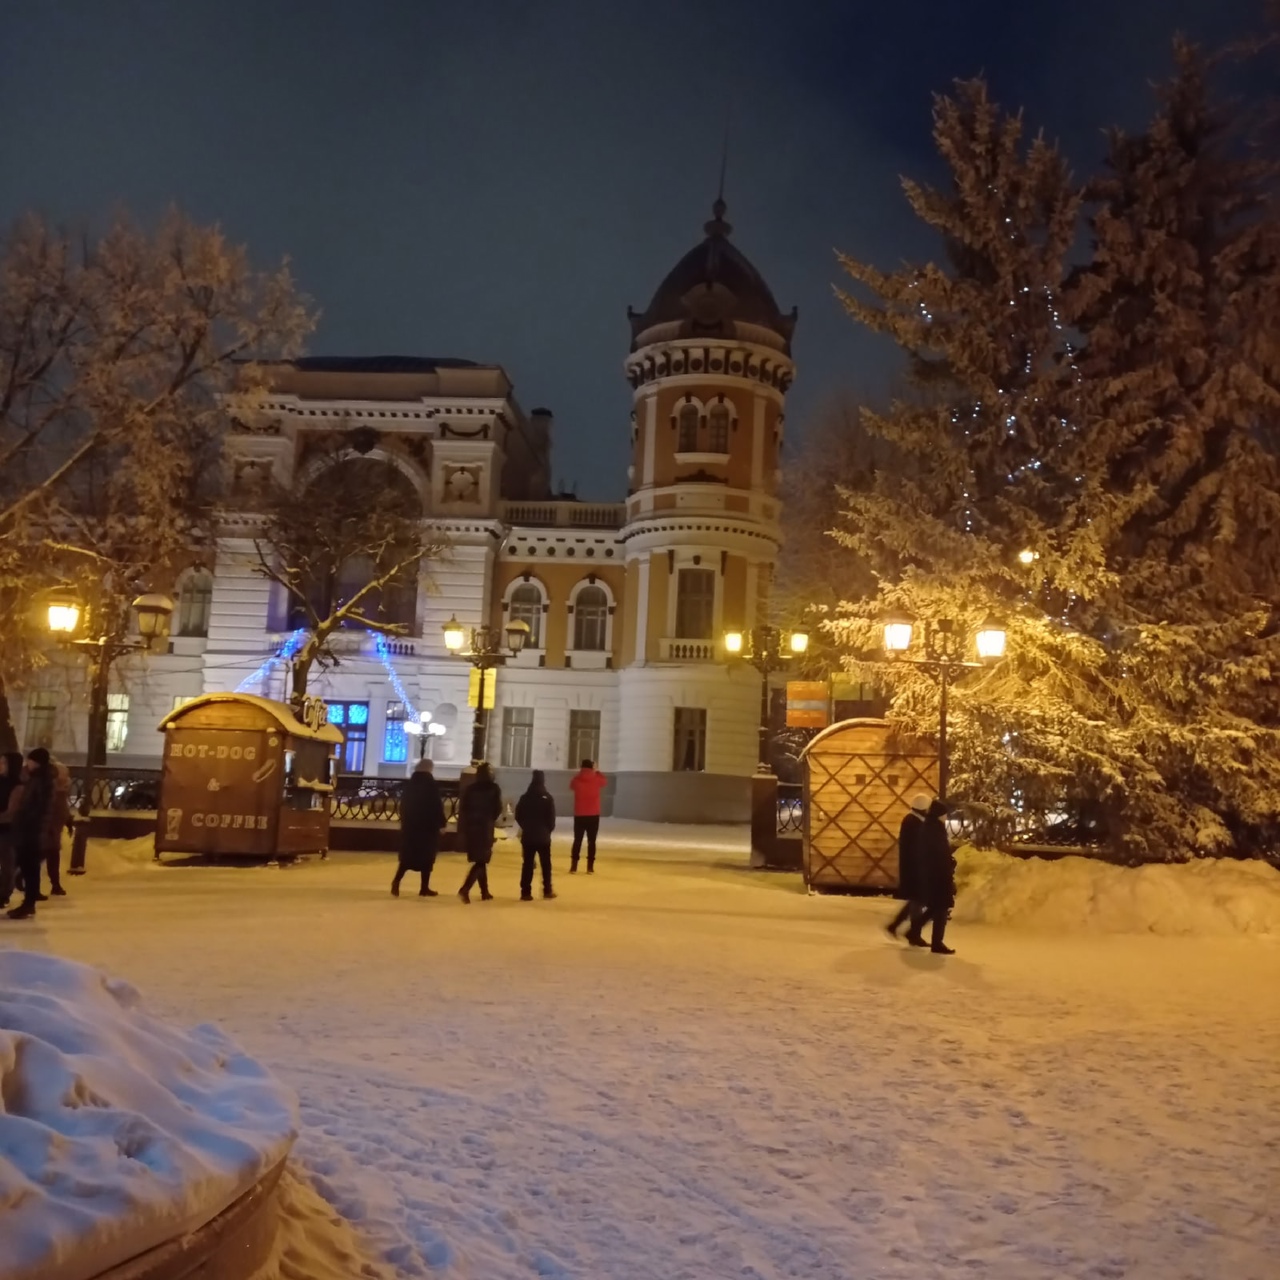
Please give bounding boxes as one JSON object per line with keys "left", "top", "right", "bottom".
{"left": 886, "top": 794, "right": 957, "bottom": 955}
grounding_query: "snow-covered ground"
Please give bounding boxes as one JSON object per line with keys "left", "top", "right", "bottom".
{"left": 0, "top": 952, "right": 293, "bottom": 1280}
{"left": 3, "top": 824, "right": 1278, "bottom": 1280}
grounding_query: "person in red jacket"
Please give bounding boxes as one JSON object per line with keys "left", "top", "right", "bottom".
{"left": 568, "top": 759, "right": 606, "bottom": 874}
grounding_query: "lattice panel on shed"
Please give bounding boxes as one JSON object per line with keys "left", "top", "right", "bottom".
{"left": 802, "top": 720, "right": 938, "bottom": 891}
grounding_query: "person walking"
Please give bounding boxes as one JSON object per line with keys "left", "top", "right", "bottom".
{"left": 568, "top": 759, "right": 606, "bottom": 874}
{"left": 8, "top": 749, "right": 54, "bottom": 920}
{"left": 393, "top": 758, "right": 446, "bottom": 897}
{"left": 0, "top": 751, "right": 25, "bottom": 909}
{"left": 515, "top": 769, "right": 556, "bottom": 901}
{"left": 458, "top": 762, "right": 502, "bottom": 903}
{"left": 886, "top": 794, "right": 930, "bottom": 940}
{"left": 43, "top": 754, "right": 70, "bottom": 898}
{"left": 916, "top": 798, "right": 957, "bottom": 954}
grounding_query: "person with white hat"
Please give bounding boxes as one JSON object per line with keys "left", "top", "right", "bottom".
{"left": 886, "top": 793, "right": 931, "bottom": 942}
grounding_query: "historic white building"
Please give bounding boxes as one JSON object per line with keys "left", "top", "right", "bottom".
{"left": 13, "top": 201, "right": 796, "bottom": 821}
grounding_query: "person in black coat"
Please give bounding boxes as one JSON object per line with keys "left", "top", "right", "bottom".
{"left": 393, "top": 758, "right": 447, "bottom": 897}
{"left": 887, "top": 794, "right": 930, "bottom": 940}
{"left": 515, "top": 769, "right": 556, "bottom": 901}
{"left": 458, "top": 762, "right": 502, "bottom": 903}
{"left": 0, "top": 750, "right": 25, "bottom": 910}
{"left": 916, "top": 797, "right": 957, "bottom": 954}
{"left": 8, "top": 751, "right": 53, "bottom": 921}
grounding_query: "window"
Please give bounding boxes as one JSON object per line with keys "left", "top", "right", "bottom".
{"left": 25, "top": 693, "right": 57, "bottom": 749}
{"left": 708, "top": 404, "right": 730, "bottom": 453}
{"left": 509, "top": 583, "right": 543, "bottom": 648}
{"left": 501, "top": 706, "right": 534, "bottom": 769}
{"left": 176, "top": 570, "right": 213, "bottom": 637}
{"left": 572, "top": 585, "right": 608, "bottom": 651}
{"left": 171, "top": 695, "right": 198, "bottom": 712}
{"left": 675, "top": 568, "right": 716, "bottom": 640}
{"left": 568, "top": 710, "right": 601, "bottom": 767}
{"left": 677, "top": 403, "right": 699, "bottom": 452}
{"left": 326, "top": 701, "right": 369, "bottom": 773}
{"left": 333, "top": 555, "right": 375, "bottom": 627}
{"left": 106, "top": 694, "right": 130, "bottom": 753}
{"left": 383, "top": 702, "right": 408, "bottom": 764}
{"left": 673, "top": 707, "right": 706, "bottom": 772}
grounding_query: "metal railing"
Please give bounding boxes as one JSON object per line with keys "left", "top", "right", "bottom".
{"left": 777, "top": 783, "right": 803, "bottom": 834}
{"left": 658, "top": 638, "right": 719, "bottom": 662}
{"left": 69, "top": 767, "right": 163, "bottom": 812}
{"left": 331, "top": 777, "right": 460, "bottom": 823}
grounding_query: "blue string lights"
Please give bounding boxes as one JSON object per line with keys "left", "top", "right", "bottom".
{"left": 235, "top": 628, "right": 307, "bottom": 694}
{"left": 373, "top": 631, "right": 420, "bottom": 722}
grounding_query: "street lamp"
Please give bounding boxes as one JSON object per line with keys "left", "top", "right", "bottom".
{"left": 722, "top": 624, "right": 809, "bottom": 774}
{"left": 403, "top": 710, "right": 433, "bottom": 760}
{"left": 440, "top": 614, "right": 530, "bottom": 763}
{"left": 46, "top": 588, "right": 175, "bottom": 873}
{"left": 878, "top": 610, "right": 1007, "bottom": 801}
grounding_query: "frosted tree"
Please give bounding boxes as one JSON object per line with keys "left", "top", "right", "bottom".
{"left": 0, "top": 211, "right": 313, "bottom": 751}
{"left": 247, "top": 446, "right": 449, "bottom": 712}
{"left": 827, "top": 54, "right": 1280, "bottom": 860}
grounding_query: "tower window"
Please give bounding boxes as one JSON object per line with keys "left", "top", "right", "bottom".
{"left": 708, "top": 405, "right": 730, "bottom": 453}
{"left": 673, "top": 708, "right": 707, "bottom": 772}
{"left": 675, "top": 568, "right": 715, "bottom": 640}
{"left": 572, "top": 585, "right": 609, "bottom": 651}
{"left": 509, "top": 583, "right": 543, "bottom": 648}
{"left": 677, "top": 404, "right": 699, "bottom": 452}
{"left": 175, "top": 569, "right": 213, "bottom": 637}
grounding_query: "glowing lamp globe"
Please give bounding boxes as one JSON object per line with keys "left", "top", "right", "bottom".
{"left": 505, "top": 618, "right": 531, "bottom": 654}
{"left": 723, "top": 630, "right": 744, "bottom": 655}
{"left": 789, "top": 630, "right": 809, "bottom": 655}
{"left": 47, "top": 591, "right": 82, "bottom": 636}
{"left": 882, "top": 610, "right": 915, "bottom": 655}
{"left": 1017, "top": 548, "right": 1039, "bottom": 566}
{"left": 442, "top": 615, "right": 466, "bottom": 652}
{"left": 975, "top": 616, "right": 1008, "bottom": 662}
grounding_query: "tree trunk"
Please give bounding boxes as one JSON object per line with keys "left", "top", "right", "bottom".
{"left": 0, "top": 676, "right": 17, "bottom": 754}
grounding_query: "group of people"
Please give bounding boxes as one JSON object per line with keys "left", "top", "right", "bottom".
{"left": 886, "top": 794, "right": 957, "bottom": 955}
{"left": 391, "top": 758, "right": 608, "bottom": 904}
{"left": 0, "top": 747, "right": 71, "bottom": 920}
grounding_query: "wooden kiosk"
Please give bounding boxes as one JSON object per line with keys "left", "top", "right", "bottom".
{"left": 800, "top": 718, "right": 938, "bottom": 892}
{"left": 155, "top": 693, "right": 342, "bottom": 860}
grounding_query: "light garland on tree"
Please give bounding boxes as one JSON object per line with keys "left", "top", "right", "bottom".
{"left": 235, "top": 628, "right": 307, "bottom": 694}
{"left": 372, "top": 631, "right": 420, "bottom": 722}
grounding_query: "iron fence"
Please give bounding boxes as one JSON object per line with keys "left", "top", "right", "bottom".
{"left": 69, "top": 767, "right": 162, "bottom": 812}
{"left": 777, "top": 783, "right": 803, "bottom": 834}
{"left": 331, "top": 777, "right": 460, "bottom": 823}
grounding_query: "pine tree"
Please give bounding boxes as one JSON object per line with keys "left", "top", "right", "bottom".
{"left": 827, "top": 53, "right": 1280, "bottom": 861}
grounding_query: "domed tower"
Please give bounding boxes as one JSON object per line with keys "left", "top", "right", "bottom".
{"left": 613, "top": 199, "right": 796, "bottom": 821}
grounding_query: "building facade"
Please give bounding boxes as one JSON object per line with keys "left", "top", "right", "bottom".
{"left": 12, "top": 203, "right": 796, "bottom": 821}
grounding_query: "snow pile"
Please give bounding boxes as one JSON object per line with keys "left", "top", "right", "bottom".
{"left": 954, "top": 845, "right": 1280, "bottom": 936}
{"left": 86, "top": 835, "right": 158, "bottom": 877}
{"left": 0, "top": 951, "right": 296, "bottom": 1280}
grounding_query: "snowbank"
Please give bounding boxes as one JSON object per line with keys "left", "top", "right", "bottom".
{"left": 954, "top": 845, "right": 1280, "bottom": 936}
{"left": 0, "top": 951, "right": 296, "bottom": 1280}
{"left": 85, "top": 835, "right": 158, "bottom": 877}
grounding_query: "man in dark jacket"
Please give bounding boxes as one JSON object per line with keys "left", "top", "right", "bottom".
{"left": 8, "top": 750, "right": 53, "bottom": 920}
{"left": 887, "top": 793, "right": 930, "bottom": 940}
{"left": 393, "top": 758, "right": 447, "bottom": 897}
{"left": 458, "top": 763, "right": 502, "bottom": 903}
{"left": 515, "top": 769, "right": 556, "bottom": 901}
{"left": 916, "top": 797, "right": 957, "bottom": 954}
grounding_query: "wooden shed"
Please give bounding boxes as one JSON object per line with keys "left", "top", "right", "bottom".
{"left": 800, "top": 718, "right": 938, "bottom": 892}
{"left": 155, "top": 694, "right": 342, "bottom": 860}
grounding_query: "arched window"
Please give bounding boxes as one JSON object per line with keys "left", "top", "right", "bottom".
{"left": 509, "top": 582, "right": 543, "bottom": 649}
{"left": 708, "top": 404, "right": 730, "bottom": 453}
{"left": 572, "top": 585, "right": 609, "bottom": 651}
{"left": 176, "top": 569, "right": 213, "bottom": 637}
{"left": 677, "top": 403, "right": 699, "bottom": 452}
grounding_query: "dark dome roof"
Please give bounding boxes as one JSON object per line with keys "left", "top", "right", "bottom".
{"left": 629, "top": 201, "right": 796, "bottom": 353}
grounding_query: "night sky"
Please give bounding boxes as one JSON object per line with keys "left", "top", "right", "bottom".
{"left": 0, "top": 0, "right": 1262, "bottom": 499}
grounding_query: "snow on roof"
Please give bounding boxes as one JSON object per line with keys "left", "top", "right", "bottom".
{"left": 158, "top": 693, "right": 344, "bottom": 744}
{"left": 0, "top": 952, "right": 295, "bottom": 1280}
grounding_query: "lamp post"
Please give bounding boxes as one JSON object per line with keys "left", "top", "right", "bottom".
{"left": 46, "top": 588, "right": 174, "bottom": 873}
{"left": 441, "top": 614, "right": 530, "bottom": 764}
{"left": 722, "top": 625, "right": 809, "bottom": 774}
{"left": 404, "top": 711, "right": 446, "bottom": 761}
{"left": 879, "top": 611, "right": 1007, "bottom": 801}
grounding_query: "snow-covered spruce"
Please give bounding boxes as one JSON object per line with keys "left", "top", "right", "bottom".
{"left": 0, "top": 952, "right": 295, "bottom": 1280}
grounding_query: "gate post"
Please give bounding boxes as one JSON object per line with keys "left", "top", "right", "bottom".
{"left": 750, "top": 771, "right": 778, "bottom": 868}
